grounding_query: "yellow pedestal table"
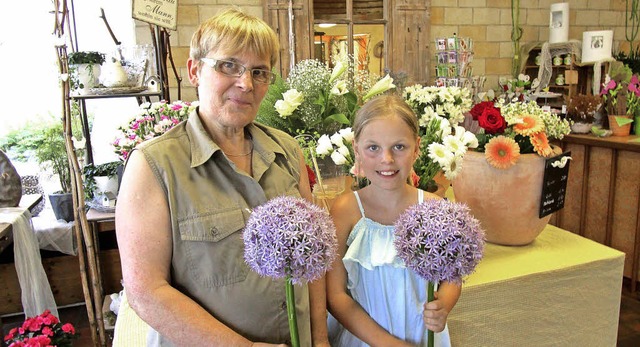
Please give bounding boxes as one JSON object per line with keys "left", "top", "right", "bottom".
{"left": 448, "top": 224, "right": 625, "bottom": 346}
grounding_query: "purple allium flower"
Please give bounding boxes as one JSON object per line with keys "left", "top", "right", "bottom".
{"left": 394, "top": 199, "right": 485, "bottom": 285}
{"left": 243, "top": 196, "right": 338, "bottom": 285}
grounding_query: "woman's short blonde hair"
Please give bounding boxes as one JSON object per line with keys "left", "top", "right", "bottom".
{"left": 353, "top": 94, "right": 419, "bottom": 141}
{"left": 190, "top": 8, "right": 279, "bottom": 68}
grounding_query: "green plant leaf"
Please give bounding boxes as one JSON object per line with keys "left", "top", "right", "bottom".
{"left": 324, "top": 113, "right": 350, "bottom": 126}
{"left": 614, "top": 116, "right": 634, "bottom": 126}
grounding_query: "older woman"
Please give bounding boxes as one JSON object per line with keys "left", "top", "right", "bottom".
{"left": 115, "top": 8, "right": 329, "bottom": 346}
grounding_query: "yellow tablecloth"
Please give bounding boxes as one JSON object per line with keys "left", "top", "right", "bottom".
{"left": 448, "top": 224, "right": 625, "bottom": 346}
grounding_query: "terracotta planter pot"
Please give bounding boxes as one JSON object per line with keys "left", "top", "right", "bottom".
{"left": 451, "top": 146, "right": 561, "bottom": 246}
{"left": 608, "top": 115, "right": 632, "bottom": 136}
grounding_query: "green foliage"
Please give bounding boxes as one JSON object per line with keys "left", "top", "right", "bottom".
{"left": 413, "top": 118, "right": 442, "bottom": 190}
{"left": 256, "top": 72, "right": 301, "bottom": 134}
{"left": 82, "top": 161, "right": 121, "bottom": 200}
{"left": 615, "top": 47, "right": 640, "bottom": 74}
{"left": 0, "top": 102, "right": 87, "bottom": 194}
{"left": 68, "top": 51, "right": 105, "bottom": 65}
{"left": 35, "top": 121, "right": 71, "bottom": 194}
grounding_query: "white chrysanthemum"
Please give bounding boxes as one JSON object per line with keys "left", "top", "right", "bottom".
{"left": 443, "top": 155, "right": 464, "bottom": 180}
{"left": 442, "top": 135, "right": 466, "bottom": 156}
{"left": 427, "top": 143, "right": 454, "bottom": 166}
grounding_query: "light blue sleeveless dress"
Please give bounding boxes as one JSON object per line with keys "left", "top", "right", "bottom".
{"left": 328, "top": 190, "right": 452, "bottom": 347}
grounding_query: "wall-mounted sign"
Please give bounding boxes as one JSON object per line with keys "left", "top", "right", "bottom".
{"left": 132, "top": 0, "right": 178, "bottom": 30}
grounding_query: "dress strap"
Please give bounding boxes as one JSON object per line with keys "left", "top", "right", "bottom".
{"left": 353, "top": 191, "right": 366, "bottom": 218}
{"left": 418, "top": 189, "right": 424, "bottom": 203}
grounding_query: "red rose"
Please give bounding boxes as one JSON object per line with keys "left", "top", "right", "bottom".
{"left": 477, "top": 107, "right": 506, "bottom": 134}
{"left": 306, "top": 165, "right": 317, "bottom": 192}
{"left": 469, "top": 101, "right": 494, "bottom": 120}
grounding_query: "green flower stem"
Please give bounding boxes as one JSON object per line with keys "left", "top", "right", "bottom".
{"left": 286, "top": 276, "right": 300, "bottom": 347}
{"left": 427, "top": 281, "right": 435, "bottom": 347}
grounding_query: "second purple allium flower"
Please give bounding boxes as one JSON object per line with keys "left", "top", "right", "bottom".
{"left": 243, "top": 195, "right": 338, "bottom": 285}
{"left": 394, "top": 198, "right": 485, "bottom": 284}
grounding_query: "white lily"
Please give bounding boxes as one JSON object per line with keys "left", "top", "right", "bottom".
{"left": 329, "top": 61, "right": 347, "bottom": 84}
{"left": 331, "top": 80, "right": 349, "bottom": 95}
{"left": 362, "top": 74, "right": 396, "bottom": 101}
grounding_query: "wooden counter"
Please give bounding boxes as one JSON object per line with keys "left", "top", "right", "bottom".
{"left": 554, "top": 133, "right": 640, "bottom": 291}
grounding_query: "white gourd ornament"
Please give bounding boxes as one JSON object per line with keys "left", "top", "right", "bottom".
{"left": 101, "top": 56, "right": 128, "bottom": 87}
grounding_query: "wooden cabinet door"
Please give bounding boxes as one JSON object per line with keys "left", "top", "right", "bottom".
{"left": 264, "top": 0, "right": 314, "bottom": 78}
{"left": 387, "top": 0, "right": 430, "bottom": 85}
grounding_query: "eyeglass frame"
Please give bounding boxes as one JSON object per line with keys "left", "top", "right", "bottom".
{"left": 200, "top": 57, "right": 276, "bottom": 85}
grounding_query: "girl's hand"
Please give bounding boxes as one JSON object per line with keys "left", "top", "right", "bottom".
{"left": 422, "top": 292, "right": 449, "bottom": 333}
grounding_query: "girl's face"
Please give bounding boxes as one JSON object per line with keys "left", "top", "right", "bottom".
{"left": 354, "top": 116, "right": 420, "bottom": 189}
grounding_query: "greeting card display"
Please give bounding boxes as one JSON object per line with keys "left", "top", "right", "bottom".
{"left": 434, "top": 35, "right": 474, "bottom": 87}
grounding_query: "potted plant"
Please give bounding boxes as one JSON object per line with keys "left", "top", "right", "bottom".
{"left": 68, "top": 51, "right": 105, "bottom": 94}
{"left": 567, "top": 94, "right": 601, "bottom": 134}
{"left": 0, "top": 107, "right": 86, "bottom": 222}
{"left": 82, "top": 161, "right": 122, "bottom": 201}
{"left": 600, "top": 61, "right": 635, "bottom": 136}
{"left": 35, "top": 121, "right": 76, "bottom": 221}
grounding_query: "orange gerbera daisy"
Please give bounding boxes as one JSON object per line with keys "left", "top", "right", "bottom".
{"left": 530, "top": 132, "right": 554, "bottom": 157}
{"left": 513, "top": 114, "right": 544, "bottom": 136}
{"left": 484, "top": 136, "right": 521, "bottom": 169}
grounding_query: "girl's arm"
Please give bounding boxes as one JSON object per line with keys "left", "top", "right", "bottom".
{"left": 326, "top": 194, "right": 413, "bottom": 347}
{"left": 423, "top": 281, "right": 462, "bottom": 333}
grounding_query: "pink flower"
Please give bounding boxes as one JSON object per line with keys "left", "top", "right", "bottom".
{"left": 61, "top": 323, "right": 75, "bottom": 335}
{"left": 600, "top": 79, "right": 617, "bottom": 95}
{"left": 628, "top": 74, "right": 640, "bottom": 96}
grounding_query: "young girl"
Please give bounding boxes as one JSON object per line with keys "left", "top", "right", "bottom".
{"left": 326, "top": 94, "right": 460, "bottom": 347}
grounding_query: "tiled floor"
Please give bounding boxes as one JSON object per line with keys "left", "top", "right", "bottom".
{"left": 3, "top": 286, "right": 640, "bottom": 346}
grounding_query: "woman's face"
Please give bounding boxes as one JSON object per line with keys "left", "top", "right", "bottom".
{"left": 188, "top": 50, "right": 270, "bottom": 129}
{"left": 354, "top": 116, "right": 420, "bottom": 190}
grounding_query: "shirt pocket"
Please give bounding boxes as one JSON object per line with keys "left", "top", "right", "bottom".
{"left": 178, "top": 208, "right": 249, "bottom": 287}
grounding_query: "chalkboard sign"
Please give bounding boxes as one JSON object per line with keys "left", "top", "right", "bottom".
{"left": 132, "top": 0, "right": 178, "bottom": 30}
{"left": 539, "top": 151, "right": 571, "bottom": 218}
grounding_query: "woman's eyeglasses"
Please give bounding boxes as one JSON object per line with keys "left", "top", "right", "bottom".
{"left": 201, "top": 58, "right": 275, "bottom": 85}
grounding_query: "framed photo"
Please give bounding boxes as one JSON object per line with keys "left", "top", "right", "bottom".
{"left": 436, "top": 38, "right": 447, "bottom": 51}
{"left": 132, "top": 0, "right": 178, "bottom": 30}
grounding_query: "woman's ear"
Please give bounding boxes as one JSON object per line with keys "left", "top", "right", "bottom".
{"left": 413, "top": 136, "right": 421, "bottom": 161}
{"left": 187, "top": 58, "right": 200, "bottom": 87}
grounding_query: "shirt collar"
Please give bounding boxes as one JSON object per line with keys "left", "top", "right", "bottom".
{"left": 186, "top": 108, "right": 286, "bottom": 168}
